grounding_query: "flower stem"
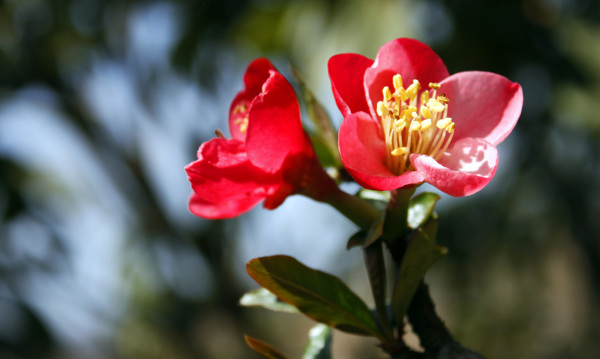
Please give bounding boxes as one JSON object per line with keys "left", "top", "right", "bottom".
{"left": 383, "top": 187, "right": 417, "bottom": 243}
{"left": 380, "top": 188, "right": 487, "bottom": 358}
{"left": 320, "top": 187, "right": 380, "bottom": 230}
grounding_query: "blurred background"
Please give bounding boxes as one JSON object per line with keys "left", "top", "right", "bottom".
{"left": 0, "top": 0, "right": 599, "bottom": 358}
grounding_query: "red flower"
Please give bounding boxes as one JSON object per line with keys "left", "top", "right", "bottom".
{"left": 329, "top": 38, "right": 523, "bottom": 196}
{"left": 186, "top": 58, "right": 334, "bottom": 219}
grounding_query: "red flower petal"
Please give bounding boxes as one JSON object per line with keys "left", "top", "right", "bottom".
{"left": 328, "top": 53, "right": 374, "bottom": 117}
{"left": 185, "top": 138, "right": 281, "bottom": 218}
{"left": 364, "top": 38, "right": 449, "bottom": 119}
{"left": 245, "top": 70, "right": 312, "bottom": 173}
{"left": 338, "top": 111, "right": 425, "bottom": 190}
{"left": 440, "top": 71, "right": 523, "bottom": 146}
{"left": 229, "top": 58, "right": 276, "bottom": 141}
{"left": 411, "top": 137, "right": 499, "bottom": 197}
{"left": 188, "top": 193, "right": 263, "bottom": 219}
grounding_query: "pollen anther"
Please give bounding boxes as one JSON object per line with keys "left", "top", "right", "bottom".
{"left": 428, "top": 99, "right": 445, "bottom": 112}
{"left": 377, "top": 101, "right": 386, "bottom": 116}
{"left": 421, "top": 119, "right": 432, "bottom": 131}
{"left": 420, "top": 105, "right": 432, "bottom": 119}
{"left": 235, "top": 116, "right": 249, "bottom": 133}
{"left": 393, "top": 74, "right": 403, "bottom": 92}
{"left": 233, "top": 102, "right": 248, "bottom": 114}
{"left": 410, "top": 120, "right": 421, "bottom": 131}
{"left": 437, "top": 95, "right": 449, "bottom": 104}
{"left": 436, "top": 118, "right": 452, "bottom": 130}
{"left": 406, "top": 80, "right": 420, "bottom": 100}
{"left": 391, "top": 147, "right": 407, "bottom": 156}
{"left": 383, "top": 86, "right": 392, "bottom": 102}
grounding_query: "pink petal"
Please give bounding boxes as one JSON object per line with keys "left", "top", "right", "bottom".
{"left": 364, "top": 38, "right": 449, "bottom": 119}
{"left": 328, "top": 53, "right": 374, "bottom": 117}
{"left": 245, "top": 70, "right": 311, "bottom": 173}
{"left": 185, "top": 138, "right": 282, "bottom": 218}
{"left": 339, "top": 112, "right": 425, "bottom": 190}
{"left": 229, "top": 58, "right": 276, "bottom": 141}
{"left": 411, "top": 137, "right": 499, "bottom": 197}
{"left": 439, "top": 71, "right": 523, "bottom": 146}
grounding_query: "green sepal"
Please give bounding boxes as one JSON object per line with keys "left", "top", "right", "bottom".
{"left": 358, "top": 189, "right": 391, "bottom": 211}
{"left": 346, "top": 230, "right": 367, "bottom": 250}
{"left": 302, "top": 324, "right": 332, "bottom": 359}
{"left": 290, "top": 65, "right": 341, "bottom": 168}
{"left": 309, "top": 134, "right": 339, "bottom": 168}
{"left": 239, "top": 288, "right": 300, "bottom": 313}
{"left": 431, "top": 244, "right": 448, "bottom": 266}
{"left": 346, "top": 211, "right": 385, "bottom": 249}
{"left": 407, "top": 192, "right": 441, "bottom": 229}
{"left": 246, "top": 255, "right": 384, "bottom": 339}
{"left": 390, "top": 219, "right": 440, "bottom": 324}
{"left": 244, "top": 335, "right": 290, "bottom": 359}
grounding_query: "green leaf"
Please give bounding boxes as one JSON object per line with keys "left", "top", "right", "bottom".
{"left": 390, "top": 219, "right": 439, "bottom": 324}
{"left": 302, "top": 324, "right": 332, "bottom": 359}
{"left": 407, "top": 192, "right": 441, "bottom": 229}
{"left": 246, "top": 255, "right": 384, "bottom": 339}
{"left": 239, "top": 288, "right": 300, "bottom": 313}
{"left": 244, "top": 335, "right": 290, "bottom": 359}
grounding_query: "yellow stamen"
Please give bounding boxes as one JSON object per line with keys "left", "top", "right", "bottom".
{"left": 376, "top": 73, "right": 455, "bottom": 175}
{"left": 391, "top": 147, "right": 407, "bottom": 156}
{"left": 406, "top": 80, "right": 421, "bottom": 101}
{"left": 400, "top": 88, "right": 409, "bottom": 101}
{"left": 394, "top": 119, "right": 406, "bottom": 131}
{"left": 393, "top": 74, "right": 403, "bottom": 92}
{"left": 420, "top": 105, "right": 432, "bottom": 119}
{"left": 428, "top": 99, "right": 445, "bottom": 112}
{"left": 420, "top": 91, "right": 430, "bottom": 105}
{"left": 436, "top": 118, "right": 452, "bottom": 130}
{"left": 420, "top": 119, "right": 432, "bottom": 131}
{"left": 235, "top": 116, "right": 249, "bottom": 133}
{"left": 383, "top": 86, "right": 392, "bottom": 102}
{"left": 437, "top": 95, "right": 449, "bottom": 104}
{"left": 232, "top": 101, "right": 248, "bottom": 114}
{"left": 410, "top": 120, "right": 421, "bottom": 131}
{"left": 377, "top": 101, "right": 386, "bottom": 116}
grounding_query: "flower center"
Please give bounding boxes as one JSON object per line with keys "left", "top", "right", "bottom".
{"left": 376, "top": 74, "right": 455, "bottom": 175}
{"left": 233, "top": 101, "right": 250, "bottom": 133}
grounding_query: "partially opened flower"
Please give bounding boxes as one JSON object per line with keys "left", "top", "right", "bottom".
{"left": 186, "top": 58, "right": 335, "bottom": 219}
{"left": 329, "top": 38, "right": 523, "bottom": 196}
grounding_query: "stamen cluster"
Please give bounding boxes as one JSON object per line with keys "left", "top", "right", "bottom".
{"left": 233, "top": 101, "right": 250, "bottom": 133}
{"left": 376, "top": 74, "right": 455, "bottom": 175}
